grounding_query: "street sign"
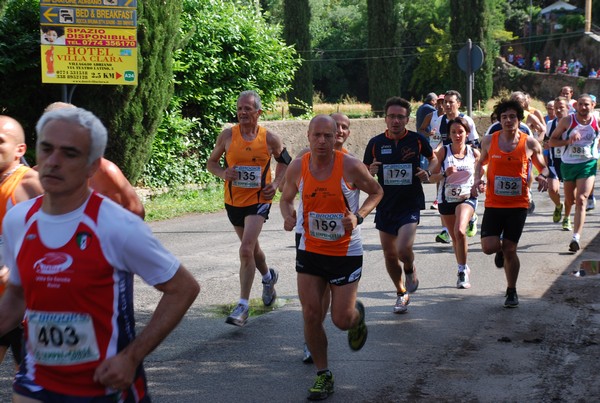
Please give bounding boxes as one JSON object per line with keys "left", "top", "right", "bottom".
{"left": 457, "top": 44, "right": 484, "bottom": 73}
{"left": 41, "top": 6, "right": 136, "bottom": 27}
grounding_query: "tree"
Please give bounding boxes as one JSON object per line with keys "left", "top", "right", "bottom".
{"left": 141, "top": 0, "right": 299, "bottom": 187}
{"left": 367, "top": 0, "right": 400, "bottom": 115}
{"left": 283, "top": 0, "right": 312, "bottom": 116}
{"left": 448, "top": 0, "right": 499, "bottom": 106}
{"left": 0, "top": 0, "right": 180, "bottom": 183}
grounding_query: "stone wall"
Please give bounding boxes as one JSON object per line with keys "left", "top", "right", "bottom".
{"left": 261, "top": 116, "right": 492, "bottom": 158}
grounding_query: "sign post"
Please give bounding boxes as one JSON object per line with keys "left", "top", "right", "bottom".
{"left": 457, "top": 39, "right": 484, "bottom": 116}
{"left": 40, "top": 0, "right": 138, "bottom": 94}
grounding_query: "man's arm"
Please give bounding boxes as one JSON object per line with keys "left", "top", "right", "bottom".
{"left": 344, "top": 156, "right": 383, "bottom": 229}
{"left": 264, "top": 131, "right": 288, "bottom": 200}
{"left": 90, "top": 160, "right": 145, "bottom": 219}
{"left": 206, "top": 129, "right": 235, "bottom": 181}
{"left": 279, "top": 159, "right": 301, "bottom": 231}
{"left": 93, "top": 265, "right": 199, "bottom": 390}
{"left": 12, "top": 169, "right": 43, "bottom": 203}
{"left": 548, "top": 116, "right": 571, "bottom": 147}
{"left": 527, "top": 137, "right": 550, "bottom": 192}
{"left": 0, "top": 284, "right": 26, "bottom": 337}
{"left": 526, "top": 114, "right": 546, "bottom": 142}
{"left": 471, "top": 135, "right": 491, "bottom": 196}
{"left": 418, "top": 112, "right": 434, "bottom": 137}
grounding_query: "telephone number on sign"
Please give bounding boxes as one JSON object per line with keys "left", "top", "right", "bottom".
{"left": 66, "top": 39, "right": 137, "bottom": 47}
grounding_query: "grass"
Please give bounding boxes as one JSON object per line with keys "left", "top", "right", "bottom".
{"left": 144, "top": 96, "right": 556, "bottom": 221}
{"left": 144, "top": 183, "right": 282, "bottom": 222}
{"left": 144, "top": 185, "right": 224, "bottom": 222}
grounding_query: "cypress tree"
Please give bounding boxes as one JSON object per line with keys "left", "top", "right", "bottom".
{"left": 449, "top": 0, "right": 497, "bottom": 106}
{"left": 76, "top": 1, "right": 181, "bottom": 183}
{"left": 367, "top": 0, "right": 400, "bottom": 116}
{"left": 283, "top": 0, "right": 312, "bottom": 116}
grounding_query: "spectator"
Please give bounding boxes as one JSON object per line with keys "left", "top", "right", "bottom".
{"left": 544, "top": 56, "right": 551, "bottom": 73}
{"left": 589, "top": 68, "right": 597, "bottom": 78}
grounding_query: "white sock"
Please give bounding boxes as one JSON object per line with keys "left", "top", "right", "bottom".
{"left": 239, "top": 299, "right": 249, "bottom": 307}
{"left": 442, "top": 227, "right": 448, "bottom": 232}
{"left": 573, "top": 233, "right": 580, "bottom": 242}
{"left": 262, "top": 271, "right": 272, "bottom": 283}
{"left": 458, "top": 264, "right": 466, "bottom": 272}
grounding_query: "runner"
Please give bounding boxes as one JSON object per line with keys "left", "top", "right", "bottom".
{"left": 280, "top": 114, "right": 382, "bottom": 400}
{"left": 363, "top": 97, "right": 437, "bottom": 313}
{"left": 429, "top": 117, "right": 480, "bottom": 289}
{"left": 472, "top": 99, "right": 549, "bottom": 307}
{"left": 549, "top": 94, "right": 599, "bottom": 252}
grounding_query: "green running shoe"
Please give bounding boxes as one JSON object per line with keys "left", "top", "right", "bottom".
{"left": 552, "top": 204, "right": 563, "bottom": 223}
{"left": 562, "top": 217, "right": 572, "bottom": 231}
{"left": 308, "top": 372, "right": 334, "bottom": 401}
{"left": 466, "top": 213, "right": 478, "bottom": 237}
{"left": 348, "top": 300, "right": 368, "bottom": 351}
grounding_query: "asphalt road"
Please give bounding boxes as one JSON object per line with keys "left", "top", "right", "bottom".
{"left": 1, "top": 181, "right": 599, "bottom": 402}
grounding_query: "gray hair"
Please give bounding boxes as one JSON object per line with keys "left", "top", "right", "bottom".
{"left": 36, "top": 107, "right": 107, "bottom": 165}
{"left": 238, "top": 90, "right": 262, "bottom": 111}
{"left": 424, "top": 93, "right": 438, "bottom": 104}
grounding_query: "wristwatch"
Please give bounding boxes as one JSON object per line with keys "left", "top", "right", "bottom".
{"left": 356, "top": 213, "right": 364, "bottom": 225}
{"left": 425, "top": 170, "right": 432, "bottom": 177}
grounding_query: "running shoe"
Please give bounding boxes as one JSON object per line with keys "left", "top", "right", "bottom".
{"left": 587, "top": 195, "right": 596, "bottom": 212}
{"left": 393, "top": 293, "right": 410, "bottom": 314}
{"left": 262, "top": 268, "right": 278, "bottom": 306}
{"left": 569, "top": 239, "right": 580, "bottom": 253}
{"left": 348, "top": 300, "right": 368, "bottom": 351}
{"left": 430, "top": 200, "right": 438, "bottom": 210}
{"left": 562, "top": 217, "right": 572, "bottom": 231}
{"left": 504, "top": 288, "right": 519, "bottom": 308}
{"left": 404, "top": 267, "right": 419, "bottom": 293}
{"left": 225, "top": 303, "right": 249, "bottom": 327}
{"left": 302, "top": 343, "right": 313, "bottom": 364}
{"left": 466, "top": 213, "right": 478, "bottom": 237}
{"left": 494, "top": 251, "right": 504, "bottom": 268}
{"left": 435, "top": 229, "right": 451, "bottom": 244}
{"left": 457, "top": 268, "right": 471, "bottom": 289}
{"left": 552, "top": 203, "right": 563, "bottom": 223}
{"left": 527, "top": 199, "right": 535, "bottom": 214}
{"left": 307, "top": 371, "right": 334, "bottom": 401}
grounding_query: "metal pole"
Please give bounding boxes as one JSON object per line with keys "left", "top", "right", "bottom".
{"left": 585, "top": 0, "right": 592, "bottom": 33}
{"left": 467, "top": 39, "right": 473, "bottom": 116}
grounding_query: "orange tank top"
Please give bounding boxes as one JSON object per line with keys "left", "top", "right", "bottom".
{"left": 298, "top": 151, "right": 362, "bottom": 256}
{"left": 485, "top": 131, "right": 530, "bottom": 208}
{"left": 0, "top": 165, "right": 30, "bottom": 294}
{"left": 0, "top": 165, "right": 30, "bottom": 226}
{"left": 224, "top": 124, "right": 272, "bottom": 207}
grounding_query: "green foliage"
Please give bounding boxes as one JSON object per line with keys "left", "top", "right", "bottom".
{"left": 284, "top": 0, "right": 312, "bottom": 116}
{"left": 74, "top": 1, "right": 181, "bottom": 184}
{"left": 141, "top": 0, "right": 298, "bottom": 188}
{"left": 367, "top": 0, "right": 400, "bottom": 114}
{"left": 0, "top": 0, "right": 62, "bottom": 153}
{"left": 0, "top": 0, "right": 180, "bottom": 183}
{"left": 557, "top": 14, "right": 585, "bottom": 32}
{"left": 310, "top": 0, "right": 368, "bottom": 102}
{"left": 410, "top": 25, "right": 452, "bottom": 95}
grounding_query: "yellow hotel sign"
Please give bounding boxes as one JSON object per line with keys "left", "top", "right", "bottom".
{"left": 41, "top": 45, "right": 137, "bottom": 84}
{"left": 40, "top": 0, "right": 137, "bottom": 85}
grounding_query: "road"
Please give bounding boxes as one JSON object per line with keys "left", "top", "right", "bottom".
{"left": 1, "top": 182, "right": 599, "bottom": 402}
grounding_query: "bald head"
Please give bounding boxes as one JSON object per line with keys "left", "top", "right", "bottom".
{"left": 308, "top": 114, "right": 337, "bottom": 133}
{"left": 0, "top": 115, "right": 25, "bottom": 144}
{"left": 44, "top": 102, "right": 76, "bottom": 113}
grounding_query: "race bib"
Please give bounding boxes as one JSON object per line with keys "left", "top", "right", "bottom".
{"left": 308, "top": 212, "right": 345, "bottom": 241}
{"left": 232, "top": 166, "right": 261, "bottom": 188}
{"left": 444, "top": 183, "right": 470, "bottom": 202}
{"left": 553, "top": 146, "right": 563, "bottom": 159}
{"left": 565, "top": 145, "right": 592, "bottom": 159}
{"left": 383, "top": 164, "right": 412, "bottom": 186}
{"left": 429, "top": 132, "right": 441, "bottom": 148}
{"left": 27, "top": 311, "right": 100, "bottom": 366}
{"left": 494, "top": 175, "right": 521, "bottom": 197}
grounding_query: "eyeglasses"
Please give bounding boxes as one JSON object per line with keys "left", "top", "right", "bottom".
{"left": 386, "top": 114, "right": 408, "bottom": 120}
